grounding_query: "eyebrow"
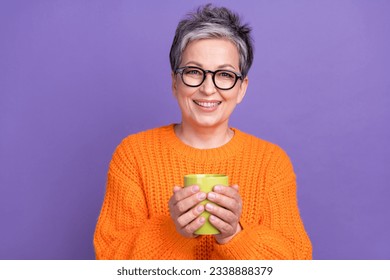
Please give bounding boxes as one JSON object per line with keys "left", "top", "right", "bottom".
{"left": 184, "top": 61, "right": 237, "bottom": 70}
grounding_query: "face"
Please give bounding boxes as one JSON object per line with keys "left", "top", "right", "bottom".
{"left": 172, "top": 38, "right": 248, "bottom": 130}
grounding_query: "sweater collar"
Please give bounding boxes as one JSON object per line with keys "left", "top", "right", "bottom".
{"left": 163, "top": 124, "right": 246, "bottom": 162}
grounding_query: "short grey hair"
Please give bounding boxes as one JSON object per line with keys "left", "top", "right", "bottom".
{"left": 169, "top": 4, "right": 254, "bottom": 78}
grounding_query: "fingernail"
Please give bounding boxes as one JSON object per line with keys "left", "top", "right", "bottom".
{"left": 214, "top": 185, "right": 222, "bottom": 192}
{"left": 199, "top": 217, "right": 205, "bottom": 223}
{"left": 209, "top": 215, "right": 216, "bottom": 221}
{"left": 197, "top": 205, "right": 204, "bottom": 212}
{"left": 205, "top": 203, "right": 213, "bottom": 211}
{"left": 197, "top": 192, "right": 206, "bottom": 200}
{"left": 192, "top": 185, "right": 199, "bottom": 193}
{"left": 208, "top": 192, "right": 216, "bottom": 200}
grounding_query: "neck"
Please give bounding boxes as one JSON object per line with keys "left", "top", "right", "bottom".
{"left": 174, "top": 122, "right": 234, "bottom": 149}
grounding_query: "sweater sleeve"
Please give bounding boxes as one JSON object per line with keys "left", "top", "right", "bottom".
{"left": 93, "top": 139, "right": 196, "bottom": 259}
{"left": 211, "top": 146, "right": 312, "bottom": 260}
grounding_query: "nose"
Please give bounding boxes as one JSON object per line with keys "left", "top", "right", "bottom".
{"left": 200, "top": 73, "right": 217, "bottom": 95}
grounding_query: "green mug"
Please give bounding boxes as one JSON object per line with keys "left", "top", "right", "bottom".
{"left": 184, "top": 174, "right": 229, "bottom": 235}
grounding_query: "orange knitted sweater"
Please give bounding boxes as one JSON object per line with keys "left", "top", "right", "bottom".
{"left": 94, "top": 124, "right": 312, "bottom": 259}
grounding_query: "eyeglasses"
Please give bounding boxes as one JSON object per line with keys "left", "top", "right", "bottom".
{"left": 175, "top": 66, "right": 243, "bottom": 90}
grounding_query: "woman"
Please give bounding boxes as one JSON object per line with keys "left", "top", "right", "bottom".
{"left": 94, "top": 4, "right": 312, "bottom": 260}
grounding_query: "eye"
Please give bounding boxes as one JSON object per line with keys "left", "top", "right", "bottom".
{"left": 184, "top": 68, "right": 202, "bottom": 76}
{"left": 217, "top": 71, "right": 235, "bottom": 79}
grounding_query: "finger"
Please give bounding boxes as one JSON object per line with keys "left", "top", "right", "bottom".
{"left": 182, "top": 216, "right": 206, "bottom": 237}
{"left": 213, "top": 185, "right": 240, "bottom": 199}
{"left": 176, "top": 204, "right": 205, "bottom": 228}
{"left": 207, "top": 191, "right": 240, "bottom": 213}
{"left": 205, "top": 203, "right": 237, "bottom": 224}
{"left": 175, "top": 191, "right": 206, "bottom": 214}
{"left": 208, "top": 214, "right": 234, "bottom": 235}
{"left": 168, "top": 187, "right": 181, "bottom": 207}
{"left": 173, "top": 184, "right": 200, "bottom": 202}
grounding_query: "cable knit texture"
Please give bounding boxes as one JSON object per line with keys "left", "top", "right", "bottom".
{"left": 94, "top": 124, "right": 312, "bottom": 259}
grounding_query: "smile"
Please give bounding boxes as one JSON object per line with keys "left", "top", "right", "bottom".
{"left": 193, "top": 100, "right": 222, "bottom": 108}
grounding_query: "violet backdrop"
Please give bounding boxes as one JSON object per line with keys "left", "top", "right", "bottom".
{"left": 0, "top": 0, "right": 389, "bottom": 259}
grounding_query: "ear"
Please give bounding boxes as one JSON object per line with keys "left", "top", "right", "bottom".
{"left": 236, "top": 76, "right": 248, "bottom": 104}
{"left": 171, "top": 72, "right": 178, "bottom": 99}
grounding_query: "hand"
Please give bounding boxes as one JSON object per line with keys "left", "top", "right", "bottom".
{"left": 168, "top": 185, "right": 207, "bottom": 238}
{"left": 206, "top": 184, "right": 243, "bottom": 244}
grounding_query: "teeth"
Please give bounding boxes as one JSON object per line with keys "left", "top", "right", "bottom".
{"left": 193, "top": 100, "right": 222, "bottom": 108}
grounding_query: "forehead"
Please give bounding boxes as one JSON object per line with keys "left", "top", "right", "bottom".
{"left": 181, "top": 38, "right": 240, "bottom": 69}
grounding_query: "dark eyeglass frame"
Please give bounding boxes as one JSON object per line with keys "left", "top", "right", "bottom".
{"left": 174, "top": 66, "right": 243, "bottom": 90}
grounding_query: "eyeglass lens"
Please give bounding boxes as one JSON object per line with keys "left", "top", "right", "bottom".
{"left": 181, "top": 67, "right": 239, "bottom": 90}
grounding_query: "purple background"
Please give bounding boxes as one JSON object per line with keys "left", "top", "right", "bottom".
{"left": 1, "top": 0, "right": 389, "bottom": 260}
